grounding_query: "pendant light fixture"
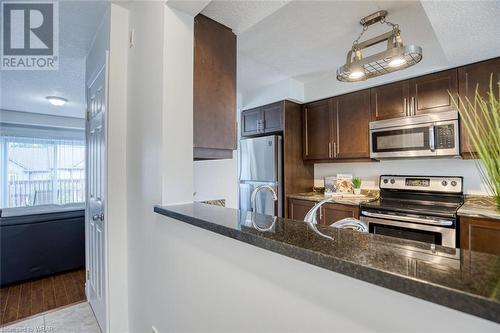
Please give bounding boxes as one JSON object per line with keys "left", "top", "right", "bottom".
{"left": 337, "top": 10, "right": 422, "bottom": 82}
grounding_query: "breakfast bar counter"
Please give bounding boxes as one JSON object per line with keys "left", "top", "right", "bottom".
{"left": 154, "top": 202, "right": 500, "bottom": 324}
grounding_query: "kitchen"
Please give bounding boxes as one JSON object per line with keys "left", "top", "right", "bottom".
{"left": 156, "top": 1, "right": 500, "bottom": 331}
{"left": 2, "top": 1, "right": 499, "bottom": 332}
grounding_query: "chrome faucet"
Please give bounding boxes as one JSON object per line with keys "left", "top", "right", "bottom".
{"left": 304, "top": 198, "right": 334, "bottom": 240}
{"left": 304, "top": 198, "right": 333, "bottom": 224}
{"left": 251, "top": 184, "right": 278, "bottom": 214}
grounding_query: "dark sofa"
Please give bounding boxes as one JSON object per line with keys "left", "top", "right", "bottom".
{"left": 0, "top": 203, "right": 85, "bottom": 286}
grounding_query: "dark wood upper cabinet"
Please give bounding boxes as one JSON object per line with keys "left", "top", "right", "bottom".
{"left": 303, "top": 99, "right": 332, "bottom": 160}
{"left": 261, "top": 103, "right": 283, "bottom": 133}
{"left": 241, "top": 107, "right": 262, "bottom": 137}
{"left": 371, "top": 81, "right": 410, "bottom": 120}
{"left": 460, "top": 216, "right": 500, "bottom": 256}
{"left": 241, "top": 101, "right": 283, "bottom": 137}
{"left": 193, "top": 14, "right": 236, "bottom": 160}
{"left": 409, "top": 69, "right": 458, "bottom": 115}
{"left": 458, "top": 58, "right": 500, "bottom": 155}
{"left": 334, "top": 90, "right": 371, "bottom": 159}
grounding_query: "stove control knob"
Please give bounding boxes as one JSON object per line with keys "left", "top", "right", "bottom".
{"left": 442, "top": 180, "right": 448, "bottom": 186}
{"left": 383, "top": 179, "right": 389, "bottom": 184}
{"left": 390, "top": 179, "right": 395, "bottom": 184}
{"left": 451, "top": 181, "right": 457, "bottom": 187}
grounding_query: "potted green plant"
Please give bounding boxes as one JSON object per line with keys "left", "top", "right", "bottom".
{"left": 352, "top": 177, "right": 362, "bottom": 195}
{"left": 454, "top": 77, "right": 500, "bottom": 209}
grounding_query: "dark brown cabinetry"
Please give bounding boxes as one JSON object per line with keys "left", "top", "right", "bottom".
{"left": 241, "top": 101, "right": 283, "bottom": 136}
{"left": 334, "top": 90, "right": 372, "bottom": 159}
{"left": 460, "top": 216, "right": 500, "bottom": 256}
{"left": 458, "top": 58, "right": 500, "bottom": 155}
{"left": 288, "top": 198, "right": 315, "bottom": 221}
{"left": 410, "top": 69, "right": 458, "bottom": 115}
{"left": 322, "top": 203, "right": 360, "bottom": 226}
{"left": 302, "top": 99, "right": 332, "bottom": 160}
{"left": 303, "top": 90, "right": 371, "bottom": 162}
{"left": 371, "top": 69, "right": 458, "bottom": 121}
{"left": 371, "top": 81, "right": 409, "bottom": 120}
{"left": 193, "top": 15, "right": 236, "bottom": 160}
{"left": 288, "top": 198, "right": 360, "bottom": 225}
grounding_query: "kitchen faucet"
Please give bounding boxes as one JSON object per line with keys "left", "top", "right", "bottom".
{"left": 251, "top": 184, "right": 278, "bottom": 214}
{"left": 304, "top": 198, "right": 335, "bottom": 240}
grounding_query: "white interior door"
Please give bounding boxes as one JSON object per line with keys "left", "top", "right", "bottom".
{"left": 86, "top": 60, "right": 108, "bottom": 332}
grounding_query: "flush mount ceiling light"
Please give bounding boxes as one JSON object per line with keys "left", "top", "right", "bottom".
{"left": 46, "top": 96, "right": 68, "bottom": 106}
{"left": 337, "top": 10, "right": 422, "bottom": 82}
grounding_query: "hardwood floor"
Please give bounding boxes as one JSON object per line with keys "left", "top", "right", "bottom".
{"left": 0, "top": 269, "right": 85, "bottom": 325}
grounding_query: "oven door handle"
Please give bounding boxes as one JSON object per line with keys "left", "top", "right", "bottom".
{"left": 361, "top": 211, "right": 453, "bottom": 226}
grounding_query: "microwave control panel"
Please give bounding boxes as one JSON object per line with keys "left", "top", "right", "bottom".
{"left": 435, "top": 124, "right": 455, "bottom": 149}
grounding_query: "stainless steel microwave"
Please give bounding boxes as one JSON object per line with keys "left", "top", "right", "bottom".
{"left": 369, "top": 111, "right": 460, "bottom": 159}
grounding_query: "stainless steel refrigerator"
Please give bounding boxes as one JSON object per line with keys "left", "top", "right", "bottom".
{"left": 239, "top": 135, "right": 282, "bottom": 217}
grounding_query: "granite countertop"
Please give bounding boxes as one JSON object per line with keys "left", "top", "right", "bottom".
{"left": 287, "top": 189, "right": 379, "bottom": 206}
{"left": 154, "top": 203, "right": 500, "bottom": 324}
{"left": 458, "top": 195, "right": 500, "bottom": 220}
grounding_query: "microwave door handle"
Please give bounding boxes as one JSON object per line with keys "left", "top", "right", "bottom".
{"left": 429, "top": 125, "right": 435, "bottom": 152}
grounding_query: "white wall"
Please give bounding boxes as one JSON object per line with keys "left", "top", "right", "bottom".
{"left": 315, "top": 158, "right": 490, "bottom": 195}
{"left": 241, "top": 77, "right": 304, "bottom": 109}
{"left": 194, "top": 151, "right": 239, "bottom": 208}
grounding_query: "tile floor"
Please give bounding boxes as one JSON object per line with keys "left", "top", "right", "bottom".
{"left": 0, "top": 302, "right": 100, "bottom": 333}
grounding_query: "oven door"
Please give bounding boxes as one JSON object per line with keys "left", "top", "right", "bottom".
{"left": 361, "top": 215, "right": 456, "bottom": 248}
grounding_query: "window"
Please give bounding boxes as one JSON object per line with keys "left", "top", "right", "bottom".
{"left": 1, "top": 135, "right": 85, "bottom": 208}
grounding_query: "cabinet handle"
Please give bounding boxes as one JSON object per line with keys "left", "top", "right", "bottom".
{"left": 304, "top": 109, "right": 309, "bottom": 156}
{"left": 403, "top": 98, "right": 408, "bottom": 116}
{"left": 328, "top": 142, "right": 332, "bottom": 158}
{"left": 319, "top": 207, "right": 323, "bottom": 220}
{"left": 411, "top": 97, "right": 415, "bottom": 116}
{"left": 333, "top": 142, "right": 337, "bottom": 158}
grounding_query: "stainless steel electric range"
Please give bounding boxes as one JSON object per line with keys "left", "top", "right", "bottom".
{"left": 360, "top": 175, "right": 464, "bottom": 248}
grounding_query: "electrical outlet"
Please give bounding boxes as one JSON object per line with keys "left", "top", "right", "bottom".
{"left": 152, "top": 326, "right": 159, "bottom": 333}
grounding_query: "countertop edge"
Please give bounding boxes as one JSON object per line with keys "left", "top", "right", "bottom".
{"left": 154, "top": 205, "right": 500, "bottom": 324}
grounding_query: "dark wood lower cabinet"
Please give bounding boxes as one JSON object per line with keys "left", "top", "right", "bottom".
{"left": 460, "top": 216, "right": 500, "bottom": 256}
{"left": 321, "top": 203, "right": 359, "bottom": 226}
{"left": 288, "top": 198, "right": 360, "bottom": 225}
{"left": 288, "top": 199, "right": 315, "bottom": 222}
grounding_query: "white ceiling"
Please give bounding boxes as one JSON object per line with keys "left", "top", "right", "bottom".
{"left": 199, "top": 0, "right": 500, "bottom": 97}
{"left": 1, "top": 1, "right": 109, "bottom": 119}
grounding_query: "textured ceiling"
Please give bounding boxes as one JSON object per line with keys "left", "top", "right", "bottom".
{"left": 201, "top": 0, "right": 290, "bottom": 34}
{"left": 1, "top": 1, "right": 109, "bottom": 119}
{"left": 200, "top": 0, "right": 500, "bottom": 95}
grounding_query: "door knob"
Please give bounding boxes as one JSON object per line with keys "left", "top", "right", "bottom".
{"left": 92, "top": 212, "right": 104, "bottom": 221}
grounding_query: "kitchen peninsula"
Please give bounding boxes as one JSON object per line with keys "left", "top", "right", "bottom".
{"left": 154, "top": 203, "right": 500, "bottom": 329}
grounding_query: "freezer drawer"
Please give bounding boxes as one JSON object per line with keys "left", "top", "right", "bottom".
{"left": 239, "top": 181, "right": 282, "bottom": 217}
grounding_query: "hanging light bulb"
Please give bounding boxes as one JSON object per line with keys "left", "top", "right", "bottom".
{"left": 349, "top": 49, "right": 365, "bottom": 80}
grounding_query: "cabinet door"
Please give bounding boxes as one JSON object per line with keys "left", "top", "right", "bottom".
{"left": 371, "top": 81, "right": 410, "bottom": 120}
{"left": 241, "top": 108, "right": 262, "bottom": 137}
{"left": 262, "top": 102, "right": 283, "bottom": 133}
{"left": 288, "top": 199, "right": 315, "bottom": 222}
{"left": 334, "top": 90, "right": 371, "bottom": 159}
{"left": 321, "top": 203, "right": 359, "bottom": 226}
{"left": 410, "top": 69, "right": 458, "bottom": 115}
{"left": 303, "top": 99, "right": 333, "bottom": 160}
{"left": 460, "top": 216, "right": 500, "bottom": 256}
{"left": 458, "top": 58, "right": 500, "bottom": 154}
{"left": 193, "top": 15, "right": 236, "bottom": 155}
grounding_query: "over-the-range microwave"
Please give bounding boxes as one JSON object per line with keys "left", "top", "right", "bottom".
{"left": 369, "top": 111, "right": 460, "bottom": 159}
